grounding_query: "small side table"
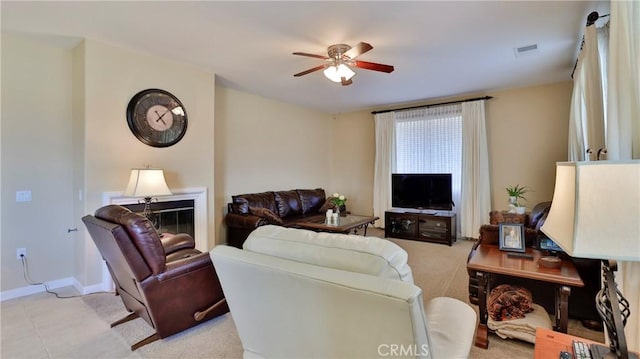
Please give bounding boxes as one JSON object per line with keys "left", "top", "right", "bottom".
{"left": 467, "top": 245, "right": 584, "bottom": 349}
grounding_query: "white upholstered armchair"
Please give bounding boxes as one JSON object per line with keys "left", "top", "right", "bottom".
{"left": 211, "top": 225, "right": 476, "bottom": 358}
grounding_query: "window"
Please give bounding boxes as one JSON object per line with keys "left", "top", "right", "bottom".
{"left": 394, "top": 104, "right": 462, "bottom": 210}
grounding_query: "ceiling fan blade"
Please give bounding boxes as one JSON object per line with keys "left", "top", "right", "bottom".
{"left": 343, "top": 42, "right": 373, "bottom": 59}
{"left": 292, "top": 52, "right": 329, "bottom": 60}
{"left": 293, "top": 65, "right": 326, "bottom": 77}
{"left": 354, "top": 60, "right": 394, "bottom": 73}
{"left": 341, "top": 77, "right": 353, "bottom": 86}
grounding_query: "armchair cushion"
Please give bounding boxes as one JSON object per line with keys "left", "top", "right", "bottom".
{"left": 211, "top": 237, "right": 477, "bottom": 359}
{"left": 243, "top": 225, "right": 413, "bottom": 282}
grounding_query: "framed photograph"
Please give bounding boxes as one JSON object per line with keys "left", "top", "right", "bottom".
{"left": 499, "top": 223, "right": 525, "bottom": 252}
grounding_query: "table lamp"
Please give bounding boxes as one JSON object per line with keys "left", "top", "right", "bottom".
{"left": 123, "top": 168, "right": 172, "bottom": 226}
{"left": 541, "top": 160, "right": 640, "bottom": 359}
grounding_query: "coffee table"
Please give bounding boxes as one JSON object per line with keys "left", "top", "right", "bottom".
{"left": 293, "top": 214, "right": 379, "bottom": 236}
{"left": 467, "top": 244, "right": 584, "bottom": 349}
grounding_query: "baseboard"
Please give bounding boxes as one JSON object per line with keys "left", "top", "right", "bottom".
{"left": 0, "top": 277, "right": 75, "bottom": 301}
{"left": 0, "top": 276, "right": 112, "bottom": 302}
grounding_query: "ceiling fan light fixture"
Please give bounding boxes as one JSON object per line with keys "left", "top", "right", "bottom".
{"left": 323, "top": 63, "right": 355, "bottom": 83}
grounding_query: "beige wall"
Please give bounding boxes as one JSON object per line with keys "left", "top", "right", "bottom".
{"left": 214, "top": 86, "right": 332, "bottom": 242}
{"left": 330, "top": 111, "right": 376, "bottom": 216}
{"left": 79, "top": 39, "right": 217, "bottom": 285}
{"left": 1, "top": 34, "right": 75, "bottom": 291}
{"left": 486, "top": 82, "right": 571, "bottom": 210}
{"left": 1, "top": 32, "right": 572, "bottom": 294}
{"left": 1, "top": 34, "right": 218, "bottom": 292}
{"left": 332, "top": 81, "right": 573, "bottom": 220}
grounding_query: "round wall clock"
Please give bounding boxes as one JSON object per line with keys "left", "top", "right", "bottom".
{"left": 126, "top": 89, "right": 188, "bottom": 147}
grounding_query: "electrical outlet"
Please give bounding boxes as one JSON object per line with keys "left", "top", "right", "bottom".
{"left": 17, "top": 248, "right": 26, "bottom": 260}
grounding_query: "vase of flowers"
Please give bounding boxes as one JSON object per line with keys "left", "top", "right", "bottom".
{"left": 330, "top": 193, "right": 347, "bottom": 216}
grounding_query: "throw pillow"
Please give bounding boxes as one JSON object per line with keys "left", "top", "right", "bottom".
{"left": 319, "top": 198, "right": 333, "bottom": 213}
{"left": 249, "top": 207, "right": 283, "bottom": 225}
{"left": 318, "top": 198, "right": 346, "bottom": 213}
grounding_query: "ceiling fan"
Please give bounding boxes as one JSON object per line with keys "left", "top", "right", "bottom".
{"left": 293, "top": 42, "right": 394, "bottom": 86}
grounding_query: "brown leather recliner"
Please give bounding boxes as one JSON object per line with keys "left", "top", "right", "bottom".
{"left": 82, "top": 205, "right": 229, "bottom": 350}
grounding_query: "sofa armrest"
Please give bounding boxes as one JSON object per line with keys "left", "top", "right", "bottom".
{"left": 225, "top": 213, "right": 268, "bottom": 229}
{"left": 161, "top": 233, "right": 195, "bottom": 255}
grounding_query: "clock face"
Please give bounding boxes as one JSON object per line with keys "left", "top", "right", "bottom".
{"left": 126, "top": 89, "right": 188, "bottom": 147}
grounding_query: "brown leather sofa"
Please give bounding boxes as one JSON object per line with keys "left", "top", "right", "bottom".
{"left": 225, "top": 188, "right": 339, "bottom": 248}
{"left": 82, "top": 205, "right": 229, "bottom": 350}
{"left": 467, "top": 202, "right": 602, "bottom": 330}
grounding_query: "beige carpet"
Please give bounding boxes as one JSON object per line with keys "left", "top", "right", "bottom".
{"left": 80, "top": 228, "right": 604, "bottom": 358}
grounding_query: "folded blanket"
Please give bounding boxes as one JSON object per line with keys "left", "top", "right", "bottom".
{"left": 488, "top": 303, "right": 552, "bottom": 343}
{"left": 488, "top": 284, "right": 533, "bottom": 321}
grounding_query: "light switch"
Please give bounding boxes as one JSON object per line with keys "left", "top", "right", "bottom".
{"left": 16, "top": 190, "right": 32, "bottom": 202}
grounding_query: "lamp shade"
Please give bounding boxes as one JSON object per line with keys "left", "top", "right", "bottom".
{"left": 323, "top": 64, "right": 356, "bottom": 83}
{"left": 540, "top": 161, "right": 640, "bottom": 262}
{"left": 123, "top": 168, "right": 172, "bottom": 198}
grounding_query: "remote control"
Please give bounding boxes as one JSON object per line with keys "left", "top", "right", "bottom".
{"left": 507, "top": 252, "right": 534, "bottom": 259}
{"left": 573, "top": 340, "right": 592, "bottom": 359}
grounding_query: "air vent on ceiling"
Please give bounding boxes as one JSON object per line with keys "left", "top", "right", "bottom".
{"left": 514, "top": 43, "right": 540, "bottom": 58}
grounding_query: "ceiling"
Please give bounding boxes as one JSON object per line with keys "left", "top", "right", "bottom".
{"left": 1, "top": 1, "right": 609, "bottom": 114}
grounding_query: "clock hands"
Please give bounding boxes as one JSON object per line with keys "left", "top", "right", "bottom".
{"left": 154, "top": 108, "right": 171, "bottom": 126}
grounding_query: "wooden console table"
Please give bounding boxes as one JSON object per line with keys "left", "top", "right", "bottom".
{"left": 467, "top": 245, "right": 584, "bottom": 349}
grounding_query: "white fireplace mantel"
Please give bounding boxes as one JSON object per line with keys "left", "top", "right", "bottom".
{"left": 102, "top": 187, "right": 208, "bottom": 251}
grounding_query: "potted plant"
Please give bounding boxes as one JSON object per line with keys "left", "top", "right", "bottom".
{"left": 505, "top": 185, "right": 529, "bottom": 214}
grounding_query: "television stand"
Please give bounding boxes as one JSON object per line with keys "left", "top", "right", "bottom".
{"left": 408, "top": 209, "right": 438, "bottom": 215}
{"left": 385, "top": 209, "right": 456, "bottom": 246}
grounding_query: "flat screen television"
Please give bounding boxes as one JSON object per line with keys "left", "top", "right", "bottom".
{"left": 392, "top": 173, "right": 453, "bottom": 211}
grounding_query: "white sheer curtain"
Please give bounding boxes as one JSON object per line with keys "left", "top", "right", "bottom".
{"left": 373, "top": 103, "right": 491, "bottom": 239}
{"left": 372, "top": 112, "right": 395, "bottom": 228}
{"left": 605, "top": 1, "right": 640, "bottom": 351}
{"left": 460, "top": 100, "right": 491, "bottom": 238}
{"left": 568, "top": 24, "right": 607, "bottom": 160}
{"left": 569, "top": 3, "right": 639, "bottom": 351}
{"left": 394, "top": 105, "right": 462, "bottom": 235}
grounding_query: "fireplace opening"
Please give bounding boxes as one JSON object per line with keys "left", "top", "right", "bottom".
{"left": 123, "top": 199, "right": 195, "bottom": 238}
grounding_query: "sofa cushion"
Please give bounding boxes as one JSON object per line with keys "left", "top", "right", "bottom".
{"left": 249, "top": 207, "right": 283, "bottom": 225}
{"left": 243, "top": 225, "right": 413, "bottom": 282}
{"left": 273, "top": 190, "right": 302, "bottom": 218}
{"left": 296, "top": 188, "right": 326, "bottom": 214}
{"left": 232, "top": 192, "right": 277, "bottom": 215}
